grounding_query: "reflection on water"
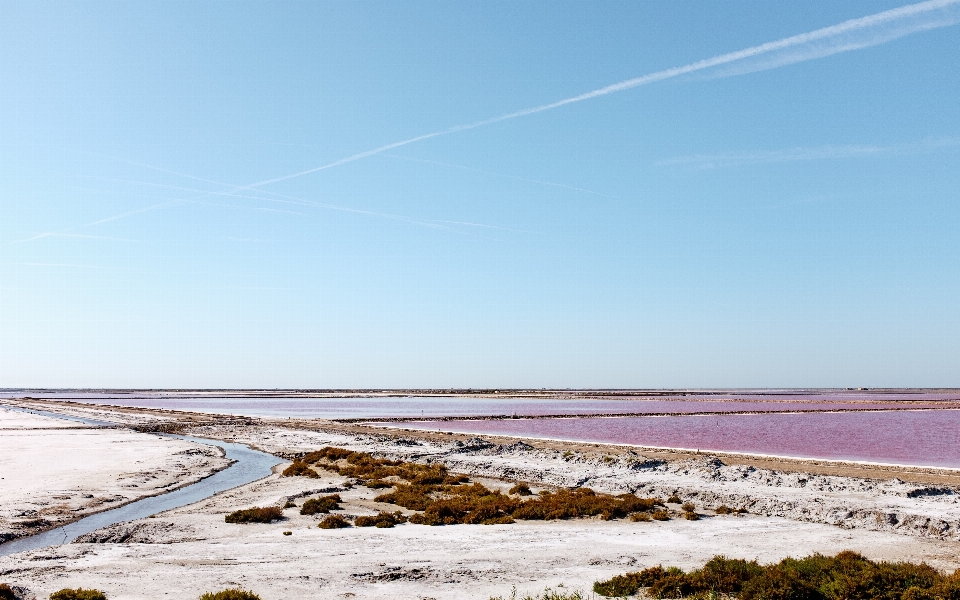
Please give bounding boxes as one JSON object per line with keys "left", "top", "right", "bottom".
{"left": 386, "top": 409, "right": 960, "bottom": 469}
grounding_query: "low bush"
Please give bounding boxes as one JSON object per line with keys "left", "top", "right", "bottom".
{"left": 302, "top": 446, "right": 666, "bottom": 527}
{"left": 682, "top": 502, "right": 696, "bottom": 513}
{"left": 509, "top": 483, "right": 533, "bottom": 496}
{"left": 300, "top": 494, "right": 341, "bottom": 515}
{"left": 715, "top": 505, "right": 733, "bottom": 514}
{"left": 667, "top": 494, "right": 682, "bottom": 503}
{"left": 318, "top": 514, "right": 351, "bottom": 529}
{"left": 630, "top": 512, "right": 652, "bottom": 522}
{"left": 198, "top": 589, "right": 261, "bottom": 600}
{"left": 281, "top": 461, "right": 319, "bottom": 478}
{"left": 683, "top": 511, "right": 700, "bottom": 521}
{"left": 593, "top": 552, "right": 960, "bottom": 599}
{"left": 354, "top": 511, "right": 408, "bottom": 528}
{"left": 282, "top": 501, "right": 296, "bottom": 509}
{"left": 224, "top": 506, "right": 283, "bottom": 524}
{"left": 0, "top": 585, "right": 16, "bottom": 600}
{"left": 651, "top": 510, "right": 670, "bottom": 521}
{"left": 490, "top": 586, "right": 588, "bottom": 600}
{"left": 49, "top": 589, "right": 107, "bottom": 600}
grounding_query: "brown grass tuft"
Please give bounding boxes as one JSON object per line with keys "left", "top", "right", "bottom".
{"left": 317, "top": 514, "right": 351, "bottom": 529}
{"left": 49, "top": 589, "right": 107, "bottom": 600}
{"left": 300, "top": 494, "right": 341, "bottom": 515}
{"left": 0, "top": 585, "right": 16, "bottom": 600}
{"left": 224, "top": 506, "right": 283, "bottom": 524}
{"left": 198, "top": 589, "right": 261, "bottom": 600}
{"left": 354, "top": 511, "right": 408, "bottom": 528}
{"left": 281, "top": 461, "right": 319, "bottom": 478}
{"left": 509, "top": 483, "right": 533, "bottom": 496}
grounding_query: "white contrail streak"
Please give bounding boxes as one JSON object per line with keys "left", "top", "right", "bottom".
{"left": 237, "top": 0, "right": 960, "bottom": 191}
{"left": 658, "top": 136, "right": 960, "bottom": 168}
{"left": 385, "top": 154, "right": 620, "bottom": 199}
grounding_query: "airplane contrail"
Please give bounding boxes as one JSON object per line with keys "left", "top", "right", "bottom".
{"left": 236, "top": 0, "right": 960, "bottom": 191}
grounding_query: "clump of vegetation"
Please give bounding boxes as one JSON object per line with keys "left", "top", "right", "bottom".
{"left": 682, "top": 502, "right": 695, "bottom": 512}
{"left": 651, "top": 510, "right": 671, "bottom": 521}
{"left": 294, "top": 446, "right": 668, "bottom": 527}
{"left": 0, "top": 585, "right": 17, "bottom": 600}
{"left": 630, "top": 512, "right": 652, "bottom": 522}
{"left": 715, "top": 505, "right": 733, "bottom": 514}
{"left": 667, "top": 494, "right": 682, "bottom": 504}
{"left": 509, "top": 483, "right": 533, "bottom": 496}
{"left": 49, "top": 589, "right": 107, "bottom": 600}
{"left": 683, "top": 511, "right": 700, "bottom": 521}
{"left": 224, "top": 506, "right": 283, "bottom": 524}
{"left": 280, "top": 461, "right": 319, "bottom": 478}
{"left": 317, "top": 514, "right": 351, "bottom": 529}
{"left": 282, "top": 531, "right": 292, "bottom": 536}
{"left": 300, "top": 494, "right": 341, "bottom": 515}
{"left": 282, "top": 501, "right": 296, "bottom": 509}
{"left": 490, "top": 585, "right": 588, "bottom": 600}
{"left": 354, "top": 511, "right": 408, "bottom": 528}
{"left": 593, "top": 551, "right": 960, "bottom": 599}
{"left": 198, "top": 589, "right": 261, "bottom": 600}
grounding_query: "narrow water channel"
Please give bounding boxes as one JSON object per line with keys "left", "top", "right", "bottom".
{"left": 0, "top": 435, "right": 282, "bottom": 557}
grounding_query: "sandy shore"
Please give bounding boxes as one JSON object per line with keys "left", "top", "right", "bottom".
{"left": 3, "top": 400, "right": 960, "bottom": 600}
{"left": 0, "top": 405, "right": 230, "bottom": 543}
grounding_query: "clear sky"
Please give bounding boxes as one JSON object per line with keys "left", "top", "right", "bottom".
{"left": 1, "top": 1, "right": 959, "bottom": 388}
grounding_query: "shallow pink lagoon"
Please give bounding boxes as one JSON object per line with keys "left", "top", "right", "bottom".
{"left": 2, "top": 390, "right": 957, "bottom": 420}
{"left": 385, "top": 409, "right": 960, "bottom": 469}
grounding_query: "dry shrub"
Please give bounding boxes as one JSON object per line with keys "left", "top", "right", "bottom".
{"left": 715, "top": 505, "right": 733, "bottom": 514}
{"left": 198, "top": 589, "right": 261, "bottom": 600}
{"left": 306, "top": 446, "right": 665, "bottom": 527}
{"left": 0, "top": 585, "right": 16, "bottom": 600}
{"left": 281, "top": 461, "right": 319, "bottom": 478}
{"left": 667, "top": 494, "right": 682, "bottom": 503}
{"left": 49, "top": 589, "right": 107, "bottom": 600}
{"left": 354, "top": 511, "right": 408, "bottom": 528}
{"left": 593, "top": 551, "right": 956, "bottom": 599}
{"left": 509, "top": 483, "right": 533, "bottom": 496}
{"left": 224, "top": 506, "right": 283, "bottom": 524}
{"left": 318, "top": 514, "right": 350, "bottom": 529}
{"left": 683, "top": 511, "right": 700, "bottom": 521}
{"left": 630, "top": 512, "right": 652, "bottom": 522}
{"left": 300, "top": 494, "right": 341, "bottom": 515}
{"left": 651, "top": 510, "right": 671, "bottom": 521}
{"left": 682, "top": 502, "right": 696, "bottom": 512}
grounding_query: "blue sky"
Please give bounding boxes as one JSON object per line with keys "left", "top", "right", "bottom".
{"left": 1, "top": 1, "right": 959, "bottom": 388}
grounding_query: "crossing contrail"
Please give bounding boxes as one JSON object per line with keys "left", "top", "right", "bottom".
{"left": 238, "top": 0, "right": 960, "bottom": 191}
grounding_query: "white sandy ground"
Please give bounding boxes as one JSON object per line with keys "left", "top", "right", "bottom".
{"left": 2, "top": 466, "right": 960, "bottom": 600}
{"left": 4, "top": 403, "right": 960, "bottom": 599}
{"left": 191, "top": 423, "right": 960, "bottom": 540}
{"left": 0, "top": 408, "right": 230, "bottom": 543}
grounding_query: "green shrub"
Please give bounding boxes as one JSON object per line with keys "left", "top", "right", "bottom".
{"left": 300, "top": 494, "right": 341, "bottom": 515}
{"left": 318, "top": 514, "right": 350, "bottom": 529}
{"left": 49, "top": 589, "right": 107, "bottom": 600}
{"left": 355, "top": 511, "right": 408, "bottom": 528}
{"left": 594, "top": 551, "right": 953, "bottom": 599}
{"left": 0, "top": 585, "right": 17, "bottom": 600}
{"left": 198, "top": 589, "right": 261, "bottom": 600}
{"left": 224, "top": 506, "right": 283, "bottom": 524}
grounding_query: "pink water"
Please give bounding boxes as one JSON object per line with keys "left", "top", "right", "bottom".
{"left": 2, "top": 390, "right": 957, "bottom": 420}
{"left": 386, "top": 410, "right": 960, "bottom": 469}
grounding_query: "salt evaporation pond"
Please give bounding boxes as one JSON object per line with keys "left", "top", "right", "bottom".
{"left": 384, "top": 409, "right": 960, "bottom": 469}
{"left": 1, "top": 390, "right": 957, "bottom": 420}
